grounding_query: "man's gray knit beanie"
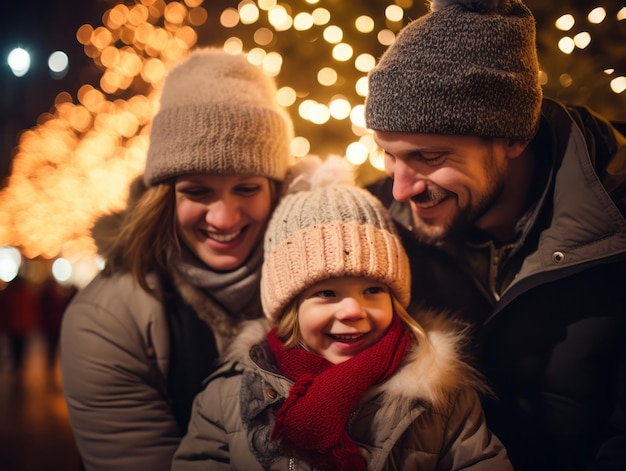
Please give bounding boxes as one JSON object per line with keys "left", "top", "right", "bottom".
{"left": 365, "top": 0, "right": 542, "bottom": 140}
{"left": 144, "top": 47, "right": 294, "bottom": 186}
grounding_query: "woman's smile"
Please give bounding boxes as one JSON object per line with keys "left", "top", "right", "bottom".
{"left": 201, "top": 228, "right": 244, "bottom": 244}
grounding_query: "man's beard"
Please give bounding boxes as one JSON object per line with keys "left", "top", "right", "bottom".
{"left": 410, "top": 158, "right": 506, "bottom": 247}
{"left": 410, "top": 201, "right": 472, "bottom": 248}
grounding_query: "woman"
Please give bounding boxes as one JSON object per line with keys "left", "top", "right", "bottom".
{"left": 60, "top": 47, "right": 294, "bottom": 471}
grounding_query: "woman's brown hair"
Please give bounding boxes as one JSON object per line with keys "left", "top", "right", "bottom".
{"left": 101, "top": 176, "right": 280, "bottom": 295}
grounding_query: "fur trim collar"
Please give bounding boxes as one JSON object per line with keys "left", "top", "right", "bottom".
{"left": 223, "top": 311, "right": 486, "bottom": 408}
{"left": 378, "top": 310, "right": 487, "bottom": 410}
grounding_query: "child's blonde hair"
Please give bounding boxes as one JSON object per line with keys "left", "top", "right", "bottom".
{"left": 275, "top": 290, "right": 428, "bottom": 350}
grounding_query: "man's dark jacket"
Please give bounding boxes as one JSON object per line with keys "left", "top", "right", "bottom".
{"left": 368, "top": 98, "right": 626, "bottom": 471}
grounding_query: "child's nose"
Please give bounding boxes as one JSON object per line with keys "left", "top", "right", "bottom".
{"left": 335, "top": 297, "right": 366, "bottom": 321}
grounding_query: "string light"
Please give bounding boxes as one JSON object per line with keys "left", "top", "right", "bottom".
{"left": 555, "top": 14, "right": 575, "bottom": 31}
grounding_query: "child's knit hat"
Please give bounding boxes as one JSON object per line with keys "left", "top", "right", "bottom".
{"left": 144, "top": 47, "right": 294, "bottom": 186}
{"left": 261, "top": 156, "right": 411, "bottom": 323}
{"left": 365, "top": 0, "right": 542, "bottom": 140}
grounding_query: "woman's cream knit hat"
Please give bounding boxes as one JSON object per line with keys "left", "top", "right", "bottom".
{"left": 261, "top": 156, "right": 411, "bottom": 323}
{"left": 144, "top": 47, "right": 294, "bottom": 185}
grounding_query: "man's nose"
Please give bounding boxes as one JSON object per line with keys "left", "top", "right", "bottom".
{"left": 391, "top": 160, "right": 428, "bottom": 202}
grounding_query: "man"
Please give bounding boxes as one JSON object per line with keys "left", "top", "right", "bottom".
{"left": 364, "top": 0, "right": 626, "bottom": 470}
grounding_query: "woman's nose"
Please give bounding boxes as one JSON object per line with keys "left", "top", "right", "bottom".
{"left": 205, "top": 199, "right": 241, "bottom": 229}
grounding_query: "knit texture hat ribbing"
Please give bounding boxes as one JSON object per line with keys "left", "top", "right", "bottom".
{"left": 144, "top": 48, "right": 294, "bottom": 185}
{"left": 365, "top": 0, "right": 542, "bottom": 140}
{"left": 261, "top": 157, "right": 411, "bottom": 323}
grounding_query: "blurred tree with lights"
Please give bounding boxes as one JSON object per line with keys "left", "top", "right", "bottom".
{"left": 0, "top": 0, "right": 624, "bottom": 285}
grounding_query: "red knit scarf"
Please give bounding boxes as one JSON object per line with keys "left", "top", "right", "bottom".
{"left": 267, "top": 315, "right": 411, "bottom": 471}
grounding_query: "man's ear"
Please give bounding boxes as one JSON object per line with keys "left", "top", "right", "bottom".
{"left": 505, "top": 139, "right": 531, "bottom": 160}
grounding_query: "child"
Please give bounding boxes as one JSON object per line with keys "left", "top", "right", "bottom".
{"left": 171, "top": 157, "right": 512, "bottom": 471}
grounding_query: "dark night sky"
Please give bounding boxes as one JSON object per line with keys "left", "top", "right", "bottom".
{"left": 0, "top": 0, "right": 109, "bottom": 185}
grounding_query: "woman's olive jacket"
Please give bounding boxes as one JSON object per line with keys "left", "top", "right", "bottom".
{"left": 60, "top": 270, "right": 262, "bottom": 471}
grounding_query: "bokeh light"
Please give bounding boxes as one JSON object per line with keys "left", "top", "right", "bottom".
{"left": 48, "top": 51, "right": 70, "bottom": 79}
{"left": 7, "top": 47, "right": 31, "bottom": 77}
{"left": 0, "top": 247, "right": 21, "bottom": 282}
{"left": 52, "top": 257, "right": 73, "bottom": 283}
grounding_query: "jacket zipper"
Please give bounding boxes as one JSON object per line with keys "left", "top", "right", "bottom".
{"left": 489, "top": 243, "right": 514, "bottom": 301}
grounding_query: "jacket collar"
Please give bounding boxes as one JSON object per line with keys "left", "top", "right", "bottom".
{"left": 497, "top": 99, "right": 626, "bottom": 309}
{"left": 224, "top": 313, "right": 486, "bottom": 409}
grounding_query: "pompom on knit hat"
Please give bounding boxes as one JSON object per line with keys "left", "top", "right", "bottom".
{"left": 365, "top": 0, "right": 542, "bottom": 140}
{"left": 261, "top": 156, "right": 411, "bottom": 323}
{"left": 144, "top": 47, "right": 294, "bottom": 186}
